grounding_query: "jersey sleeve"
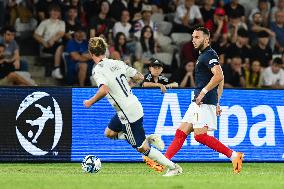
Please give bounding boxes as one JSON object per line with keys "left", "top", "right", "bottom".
{"left": 205, "top": 52, "right": 220, "bottom": 69}
{"left": 93, "top": 68, "right": 108, "bottom": 87}
{"left": 124, "top": 63, "right": 137, "bottom": 78}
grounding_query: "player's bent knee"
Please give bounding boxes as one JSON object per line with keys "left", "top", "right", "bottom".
{"left": 179, "top": 122, "right": 194, "bottom": 135}
{"left": 194, "top": 126, "right": 208, "bottom": 135}
{"left": 104, "top": 128, "right": 117, "bottom": 138}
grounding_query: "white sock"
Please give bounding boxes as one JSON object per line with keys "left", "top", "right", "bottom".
{"left": 147, "top": 147, "right": 175, "bottom": 169}
{"left": 117, "top": 131, "right": 126, "bottom": 140}
{"left": 230, "top": 151, "right": 238, "bottom": 161}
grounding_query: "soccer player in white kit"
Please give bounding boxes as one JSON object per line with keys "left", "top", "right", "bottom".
{"left": 83, "top": 37, "right": 182, "bottom": 176}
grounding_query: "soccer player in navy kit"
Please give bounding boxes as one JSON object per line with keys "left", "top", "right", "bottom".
{"left": 145, "top": 27, "right": 244, "bottom": 174}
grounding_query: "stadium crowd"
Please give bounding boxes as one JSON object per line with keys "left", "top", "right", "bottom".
{"left": 0, "top": 0, "right": 283, "bottom": 88}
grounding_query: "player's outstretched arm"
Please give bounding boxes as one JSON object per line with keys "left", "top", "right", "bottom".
{"left": 83, "top": 85, "right": 109, "bottom": 108}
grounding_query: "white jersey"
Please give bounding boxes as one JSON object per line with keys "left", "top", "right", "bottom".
{"left": 92, "top": 58, "right": 144, "bottom": 124}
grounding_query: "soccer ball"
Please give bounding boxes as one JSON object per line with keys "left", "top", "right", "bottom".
{"left": 81, "top": 155, "right": 101, "bottom": 173}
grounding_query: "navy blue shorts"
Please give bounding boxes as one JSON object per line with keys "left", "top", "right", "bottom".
{"left": 108, "top": 114, "right": 146, "bottom": 148}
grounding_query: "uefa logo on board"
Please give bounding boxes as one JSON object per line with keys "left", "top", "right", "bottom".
{"left": 15, "top": 92, "right": 63, "bottom": 156}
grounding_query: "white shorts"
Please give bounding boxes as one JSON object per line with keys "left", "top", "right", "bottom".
{"left": 182, "top": 102, "right": 217, "bottom": 131}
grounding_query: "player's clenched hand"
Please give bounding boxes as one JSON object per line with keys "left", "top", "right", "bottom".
{"left": 216, "top": 104, "right": 222, "bottom": 116}
{"left": 83, "top": 100, "right": 92, "bottom": 108}
{"left": 195, "top": 91, "right": 205, "bottom": 105}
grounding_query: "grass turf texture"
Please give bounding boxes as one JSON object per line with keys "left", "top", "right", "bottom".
{"left": 0, "top": 163, "right": 283, "bottom": 189}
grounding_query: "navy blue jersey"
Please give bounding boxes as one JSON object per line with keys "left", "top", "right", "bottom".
{"left": 194, "top": 46, "right": 219, "bottom": 105}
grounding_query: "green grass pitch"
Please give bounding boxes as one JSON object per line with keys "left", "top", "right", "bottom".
{"left": 0, "top": 163, "right": 284, "bottom": 189}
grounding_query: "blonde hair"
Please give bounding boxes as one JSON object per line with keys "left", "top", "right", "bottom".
{"left": 88, "top": 37, "right": 108, "bottom": 57}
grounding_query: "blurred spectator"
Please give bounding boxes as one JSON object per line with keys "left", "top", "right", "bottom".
{"left": 166, "top": 0, "right": 180, "bottom": 13}
{"left": 171, "top": 0, "right": 184, "bottom": 6}
{"left": 133, "top": 4, "right": 157, "bottom": 39}
{"left": 0, "top": 26, "right": 28, "bottom": 71}
{"left": 83, "top": 0, "right": 101, "bottom": 24}
{"left": 270, "top": 0, "right": 284, "bottom": 22}
{"left": 7, "top": 0, "right": 19, "bottom": 26}
{"left": 152, "top": 0, "right": 174, "bottom": 13}
{"left": 109, "top": 32, "right": 131, "bottom": 64}
{"left": 0, "top": 0, "right": 4, "bottom": 29}
{"left": 225, "top": 28, "right": 251, "bottom": 66}
{"left": 110, "top": 0, "right": 127, "bottom": 22}
{"left": 63, "top": 0, "right": 83, "bottom": 15}
{"left": 180, "top": 40, "right": 198, "bottom": 65}
{"left": 134, "top": 26, "right": 157, "bottom": 73}
{"left": 215, "top": 0, "right": 227, "bottom": 7}
{"left": 200, "top": 0, "right": 215, "bottom": 24}
{"left": 7, "top": 0, "right": 37, "bottom": 36}
{"left": 62, "top": 0, "right": 86, "bottom": 27}
{"left": 170, "top": 61, "right": 196, "bottom": 87}
{"left": 113, "top": 9, "right": 132, "bottom": 41}
{"left": 142, "top": 59, "right": 178, "bottom": 93}
{"left": 204, "top": 7, "right": 228, "bottom": 43}
{"left": 36, "top": 0, "right": 62, "bottom": 21}
{"left": 0, "top": 43, "right": 34, "bottom": 86}
{"left": 128, "top": 0, "right": 143, "bottom": 22}
{"left": 223, "top": 56, "right": 246, "bottom": 88}
{"left": 282, "top": 53, "right": 284, "bottom": 68}
{"left": 173, "top": 0, "right": 203, "bottom": 33}
{"left": 64, "top": 6, "right": 82, "bottom": 44}
{"left": 244, "top": 60, "right": 262, "bottom": 88}
{"left": 65, "top": 27, "right": 92, "bottom": 86}
{"left": 238, "top": 0, "right": 258, "bottom": 16}
{"left": 224, "top": 0, "right": 245, "bottom": 22}
{"left": 14, "top": 3, "right": 37, "bottom": 38}
{"left": 249, "top": 0, "right": 270, "bottom": 27}
{"left": 249, "top": 12, "right": 275, "bottom": 46}
{"left": 260, "top": 57, "right": 284, "bottom": 88}
{"left": 227, "top": 13, "right": 248, "bottom": 43}
{"left": 250, "top": 31, "right": 272, "bottom": 68}
{"left": 0, "top": 42, "right": 15, "bottom": 77}
{"left": 89, "top": 0, "right": 113, "bottom": 38}
{"left": 270, "top": 10, "right": 284, "bottom": 54}
{"left": 33, "top": 4, "right": 65, "bottom": 79}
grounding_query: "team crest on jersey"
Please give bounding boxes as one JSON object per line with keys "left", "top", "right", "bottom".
{"left": 110, "top": 65, "right": 121, "bottom": 72}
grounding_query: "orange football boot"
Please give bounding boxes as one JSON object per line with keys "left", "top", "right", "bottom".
{"left": 232, "top": 152, "right": 244, "bottom": 174}
{"left": 143, "top": 156, "right": 165, "bottom": 172}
